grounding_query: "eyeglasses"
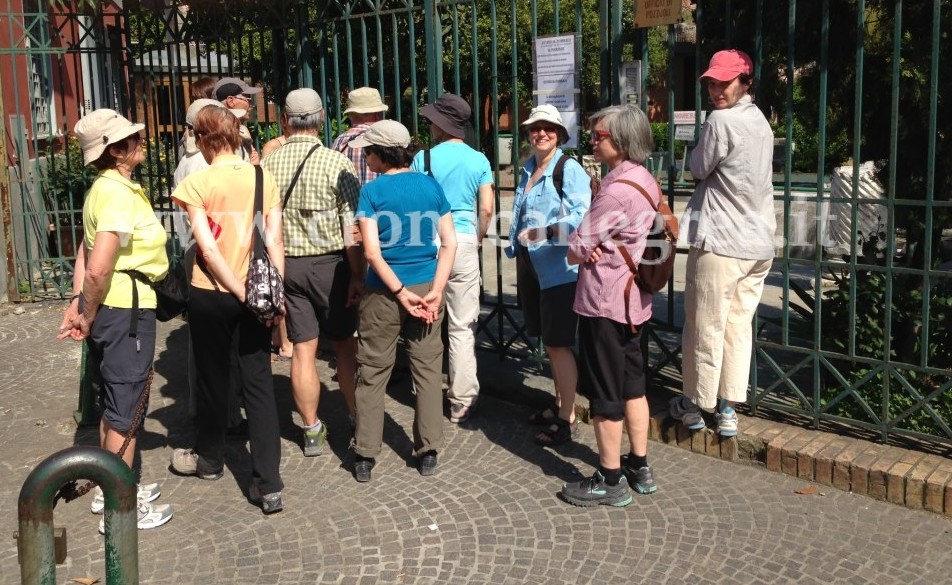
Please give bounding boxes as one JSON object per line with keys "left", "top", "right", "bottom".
{"left": 232, "top": 94, "right": 255, "bottom": 108}
{"left": 527, "top": 124, "right": 559, "bottom": 135}
{"left": 589, "top": 130, "right": 612, "bottom": 144}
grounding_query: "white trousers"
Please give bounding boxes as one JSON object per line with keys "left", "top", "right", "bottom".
{"left": 445, "top": 234, "right": 481, "bottom": 407}
{"left": 681, "top": 248, "right": 772, "bottom": 411}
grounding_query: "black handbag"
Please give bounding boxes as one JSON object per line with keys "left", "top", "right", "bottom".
{"left": 245, "top": 165, "right": 285, "bottom": 322}
{"left": 122, "top": 254, "right": 189, "bottom": 323}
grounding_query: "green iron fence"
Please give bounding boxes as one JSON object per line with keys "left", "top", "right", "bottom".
{"left": 1, "top": 0, "right": 950, "bottom": 447}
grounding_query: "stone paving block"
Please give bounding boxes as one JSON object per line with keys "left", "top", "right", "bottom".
{"left": 814, "top": 439, "right": 850, "bottom": 486}
{"left": 832, "top": 440, "right": 872, "bottom": 492}
{"left": 886, "top": 462, "right": 914, "bottom": 506}
{"left": 661, "top": 417, "right": 678, "bottom": 444}
{"left": 720, "top": 436, "right": 738, "bottom": 461}
{"left": 764, "top": 422, "right": 807, "bottom": 472}
{"left": 924, "top": 468, "right": 952, "bottom": 514}
{"left": 704, "top": 429, "right": 721, "bottom": 458}
{"left": 676, "top": 424, "right": 692, "bottom": 448}
{"left": 648, "top": 413, "right": 665, "bottom": 441}
{"left": 904, "top": 457, "right": 940, "bottom": 511}
{"left": 780, "top": 433, "right": 814, "bottom": 477}
{"left": 849, "top": 447, "right": 884, "bottom": 498}
{"left": 690, "top": 428, "right": 706, "bottom": 454}
{"left": 868, "top": 447, "right": 905, "bottom": 502}
{"left": 795, "top": 434, "right": 834, "bottom": 480}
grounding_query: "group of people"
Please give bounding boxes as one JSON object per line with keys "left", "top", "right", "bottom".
{"left": 58, "top": 47, "right": 777, "bottom": 532}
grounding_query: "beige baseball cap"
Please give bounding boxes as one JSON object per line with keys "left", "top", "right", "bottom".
{"left": 349, "top": 119, "right": 411, "bottom": 148}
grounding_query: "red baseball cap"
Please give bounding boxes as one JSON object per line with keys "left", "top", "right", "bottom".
{"left": 700, "top": 50, "right": 753, "bottom": 82}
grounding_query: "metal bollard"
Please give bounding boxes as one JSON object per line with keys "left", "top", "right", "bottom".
{"left": 73, "top": 341, "right": 101, "bottom": 427}
{"left": 18, "top": 446, "right": 138, "bottom": 585}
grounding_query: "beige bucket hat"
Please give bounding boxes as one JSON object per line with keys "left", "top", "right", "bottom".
{"left": 73, "top": 109, "right": 145, "bottom": 165}
{"left": 343, "top": 87, "right": 389, "bottom": 115}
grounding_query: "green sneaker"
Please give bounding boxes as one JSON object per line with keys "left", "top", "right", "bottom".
{"left": 621, "top": 456, "right": 658, "bottom": 495}
{"left": 560, "top": 470, "right": 633, "bottom": 507}
{"left": 303, "top": 422, "right": 328, "bottom": 457}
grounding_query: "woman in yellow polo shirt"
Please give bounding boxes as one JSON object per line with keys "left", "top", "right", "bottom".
{"left": 58, "top": 109, "right": 173, "bottom": 533}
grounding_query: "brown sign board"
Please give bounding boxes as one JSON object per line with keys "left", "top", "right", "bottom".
{"left": 633, "top": 0, "right": 681, "bottom": 29}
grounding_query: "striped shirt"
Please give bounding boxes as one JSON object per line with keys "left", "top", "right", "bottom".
{"left": 261, "top": 134, "right": 360, "bottom": 257}
{"left": 331, "top": 124, "right": 378, "bottom": 185}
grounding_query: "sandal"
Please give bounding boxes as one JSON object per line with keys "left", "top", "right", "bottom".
{"left": 534, "top": 418, "right": 579, "bottom": 446}
{"left": 527, "top": 405, "right": 559, "bottom": 425}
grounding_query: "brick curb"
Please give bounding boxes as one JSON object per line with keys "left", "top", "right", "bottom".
{"left": 641, "top": 405, "right": 952, "bottom": 517}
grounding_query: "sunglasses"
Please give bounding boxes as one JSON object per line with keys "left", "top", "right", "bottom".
{"left": 589, "top": 130, "right": 612, "bottom": 144}
{"left": 527, "top": 124, "right": 559, "bottom": 134}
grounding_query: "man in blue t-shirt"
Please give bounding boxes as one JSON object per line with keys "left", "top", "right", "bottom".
{"left": 412, "top": 93, "right": 494, "bottom": 424}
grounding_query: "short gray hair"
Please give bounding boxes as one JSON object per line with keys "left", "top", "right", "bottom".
{"left": 588, "top": 104, "right": 653, "bottom": 164}
{"left": 286, "top": 111, "right": 324, "bottom": 132}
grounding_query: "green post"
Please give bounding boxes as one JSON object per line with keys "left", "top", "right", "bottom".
{"left": 73, "top": 341, "right": 99, "bottom": 427}
{"left": 18, "top": 446, "right": 139, "bottom": 585}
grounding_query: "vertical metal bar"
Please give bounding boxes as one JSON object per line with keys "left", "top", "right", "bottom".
{"left": 298, "top": 4, "right": 313, "bottom": 89}
{"left": 920, "top": 0, "right": 940, "bottom": 367}
{"left": 781, "top": 1, "right": 795, "bottom": 347}
{"left": 665, "top": 25, "right": 674, "bottom": 177}
{"left": 814, "top": 0, "right": 831, "bottom": 423}
{"left": 391, "top": 13, "right": 401, "bottom": 122}
{"left": 0, "top": 67, "right": 16, "bottom": 302}
{"left": 360, "top": 15, "right": 369, "bottom": 86}
{"left": 599, "top": 0, "right": 610, "bottom": 108}
{"left": 883, "top": 1, "right": 902, "bottom": 379}
{"left": 424, "top": 0, "right": 442, "bottom": 98}
{"left": 408, "top": 5, "right": 419, "bottom": 134}
{"left": 450, "top": 5, "right": 460, "bottom": 95}
{"left": 611, "top": 0, "right": 623, "bottom": 105}
{"left": 848, "top": 0, "right": 865, "bottom": 360}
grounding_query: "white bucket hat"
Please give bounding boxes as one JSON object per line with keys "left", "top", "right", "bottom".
{"left": 349, "top": 119, "right": 411, "bottom": 148}
{"left": 73, "top": 109, "right": 145, "bottom": 165}
{"left": 521, "top": 104, "right": 569, "bottom": 144}
{"left": 343, "top": 87, "right": 389, "bottom": 115}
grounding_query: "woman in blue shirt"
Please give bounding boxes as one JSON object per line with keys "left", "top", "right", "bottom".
{"left": 351, "top": 120, "right": 457, "bottom": 482}
{"left": 506, "top": 105, "right": 592, "bottom": 446}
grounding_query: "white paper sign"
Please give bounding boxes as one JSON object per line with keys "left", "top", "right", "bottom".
{"left": 536, "top": 72, "right": 576, "bottom": 93}
{"left": 537, "top": 92, "right": 576, "bottom": 111}
{"left": 560, "top": 110, "right": 580, "bottom": 150}
{"left": 534, "top": 35, "right": 576, "bottom": 76}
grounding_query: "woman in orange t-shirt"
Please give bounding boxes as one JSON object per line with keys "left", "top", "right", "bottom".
{"left": 170, "top": 105, "right": 286, "bottom": 514}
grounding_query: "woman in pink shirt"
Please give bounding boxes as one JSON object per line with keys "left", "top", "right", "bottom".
{"left": 562, "top": 104, "right": 660, "bottom": 507}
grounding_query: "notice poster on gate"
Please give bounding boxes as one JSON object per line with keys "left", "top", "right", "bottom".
{"left": 633, "top": 0, "right": 681, "bottom": 29}
{"left": 532, "top": 34, "right": 579, "bottom": 149}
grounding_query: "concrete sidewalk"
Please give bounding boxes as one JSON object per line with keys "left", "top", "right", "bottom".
{"left": 1, "top": 303, "right": 951, "bottom": 584}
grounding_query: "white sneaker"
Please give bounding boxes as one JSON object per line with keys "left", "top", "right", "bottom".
{"left": 90, "top": 483, "right": 161, "bottom": 514}
{"left": 98, "top": 500, "right": 173, "bottom": 534}
{"left": 716, "top": 410, "right": 739, "bottom": 437}
{"left": 669, "top": 395, "right": 706, "bottom": 430}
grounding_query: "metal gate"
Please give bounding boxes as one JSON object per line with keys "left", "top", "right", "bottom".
{"left": 2, "top": 0, "right": 950, "bottom": 448}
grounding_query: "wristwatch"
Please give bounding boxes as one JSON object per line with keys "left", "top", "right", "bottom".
{"left": 545, "top": 225, "right": 555, "bottom": 241}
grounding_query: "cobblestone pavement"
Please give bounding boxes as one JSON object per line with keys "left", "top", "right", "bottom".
{"left": 2, "top": 305, "right": 951, "bottom": 585}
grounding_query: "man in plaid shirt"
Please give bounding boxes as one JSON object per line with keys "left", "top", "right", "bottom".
{"left": 331, "top": 87, "right": 389, "bottom": 185}
{"left": 261, "top": 88, "right": 363, "bottom": 456}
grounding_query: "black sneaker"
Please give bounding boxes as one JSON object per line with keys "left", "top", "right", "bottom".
{"left": 560, "top": 470, "right": 633, "bottom": 507}
{"left": 418, "top": 450, "right": 438, "bottom": 476}
{"left": 353, "top": 456, "right": 375, "bottom": 483}
{"left": 621, "top": 455, "right": 658, "bottom": 495}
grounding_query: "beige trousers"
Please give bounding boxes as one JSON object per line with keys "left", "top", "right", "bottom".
{"left": 681, "top": 248, "right": 772, "bottom": 411}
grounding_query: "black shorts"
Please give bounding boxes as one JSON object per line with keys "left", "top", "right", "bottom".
{"left": 85, "top": 304, "right": 156, "bottom": 433}
{"left": 577, "top": 315, "right": 646, "bottom": 421}
{"left": 516, "top": 250, "right": 577, "bottom": 348}
{"left": 284, "top": 253, "right": 358, "bottom": 343}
